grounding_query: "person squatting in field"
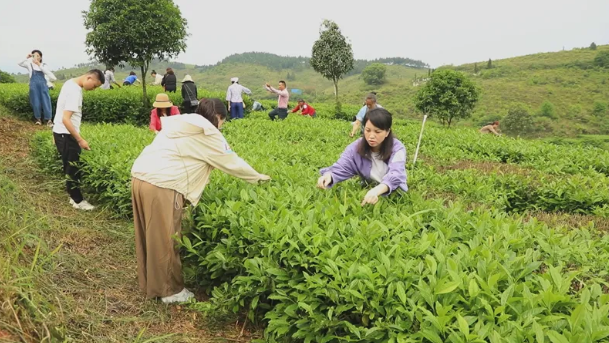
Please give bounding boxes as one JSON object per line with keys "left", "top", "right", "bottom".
{"left": 52, "top": 69, "right": 105, "bottom": 211}
{"left": 318, "top": 108, "right": 408, "bottom": 206}
{"left": 291, "top": 99, "right": 316, "bottom": 117}
{"left": 266, "top": 80, "right": 290, "bottom": 120}
{"left": 350, "top": 92, "right": 383, "bottom": 137}
{"left": 149, "top": 93, "right": 180, "bottom": 134}
{"left": 226, "top": 77, "right": 252, "bottom": 120}
{"left": 18, "top": 50, "right": 57, "bottom": 127}
{"left": 480, "top": 121, "right": 501, "bottom": 136}
{"left": 130, "top": 98, "right": 271, "bottom": 304}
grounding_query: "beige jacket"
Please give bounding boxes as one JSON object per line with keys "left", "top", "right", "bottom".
{"left": 131, "top": 114, "right": 265, "bottom": 206}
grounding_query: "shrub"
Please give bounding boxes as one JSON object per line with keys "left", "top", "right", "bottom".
{"left": 502, "top": 104, "right": 536, "bottom": 136}
{"left": 538, "top": 100, "right": 556, "bottom": 119}
{"left": 0, "top": 70, "right": 16, "bottom": 84}
{"left": 594, "top": 50, "right": 609, "bottom": 68}
{"left": 0, "top": 84, "right": 243, "bottom": 124}
{"left": 593, "top": 101, "right": 607, "bottom": 117}
{"left": 361, "top": 63, "right": 387, "bottom": 85}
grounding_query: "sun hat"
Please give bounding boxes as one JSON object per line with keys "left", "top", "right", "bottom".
{"left": 182, "top": 75, "right": 194, "bottom": 82}
{"left": 153, "top": 93, "right": 173, "bottom": 108}
{"left": 230, "top": 77, "right": 239, "bottom": 83}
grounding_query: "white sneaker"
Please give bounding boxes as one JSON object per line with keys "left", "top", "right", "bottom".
{"left": 161, "top": 288, "right": 195, "bottom": 304}
{"left": 71, "top": 199, "right": 95, "bottom": 211}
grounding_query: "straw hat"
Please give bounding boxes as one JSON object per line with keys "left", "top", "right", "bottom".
{"left": 153, "top": 93, "right": 173, "bottom": 108}
{"left": 182, "top": 75, "right": 194, "bottom": 82}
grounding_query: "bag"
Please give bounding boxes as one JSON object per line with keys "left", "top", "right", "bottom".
{"left": 184, "top": 84, "right": 198, "bottom": 108}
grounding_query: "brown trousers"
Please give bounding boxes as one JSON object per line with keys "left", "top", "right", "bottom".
{"left": 131, "top": 178, "right": 185, "bottom": 298}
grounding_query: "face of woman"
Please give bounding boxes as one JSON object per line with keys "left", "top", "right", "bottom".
{"left": 364, "top": 120, "right": 390, "bottom": 150}
{"left": 32, "top": 52, "right": 41, "bottom": 62}
{"left": 217, "top": 115, "right": 226, "bottom": 129}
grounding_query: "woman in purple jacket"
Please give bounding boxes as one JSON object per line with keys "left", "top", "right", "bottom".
{"left": 317, "top": 108, "right": 408, "bottom": 206}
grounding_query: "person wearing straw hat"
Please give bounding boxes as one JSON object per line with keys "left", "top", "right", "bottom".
{"left": 181, "top": 75, "right": 198, "bottom": 113}
{"left": 226, "top": 77, "right": 252, "bottom": 120}
{"left": 150, "top": 93, "right": 180, "bottom": 134}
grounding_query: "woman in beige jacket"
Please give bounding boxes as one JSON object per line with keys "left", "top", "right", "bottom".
{"left": 130, "top": 98, "right": 270, "bottom": 304}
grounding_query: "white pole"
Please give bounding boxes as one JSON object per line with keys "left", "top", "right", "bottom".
{"left": 412, "top": 114, "right": 428, "bottom": 167}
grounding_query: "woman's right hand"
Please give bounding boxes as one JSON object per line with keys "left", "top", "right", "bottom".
{"left": 317, "top": 173, "right": 332, "bottom": 189}
{"left": 27, "top": 53, "right": 32, "bottom": 58}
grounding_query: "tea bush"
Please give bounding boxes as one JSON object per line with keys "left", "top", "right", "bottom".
{"left": 31, "top": 115, "right": 609, "bottom": 342}
{"left": 0, "top": 84, "right": 244, "bottom": 124}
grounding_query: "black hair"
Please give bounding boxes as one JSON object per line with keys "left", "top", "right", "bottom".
{"left": 166, "top": 68, "right": 174, "bottom": 75}
{"left": 129, "top": 71, "right": 136, "bottom": 76}
{"left": 358, "top": 108, "right": 395, "bottom": 162}
{"left": 279, "top": 80, "right": 286, "bottom": 87}
{"left": 87, "top": 69, "right": 106, "bottom": 85}
{"left": 31, "top": 50, "right": 43, "bottom": 62}
{"left": 298, "top": 99, "right": 305, "bottom": 102}
{"left": 196, "top": 98, "right": 228, "bottom": 128}
{"left": 151, "top": 70, "right": 157, "bottom": 75}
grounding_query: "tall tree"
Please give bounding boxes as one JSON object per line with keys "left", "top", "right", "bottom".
{"left": 487, "top": 58, "right": 493, "bottom": 69}
{"left": 590, "top": 42, "right": 597, "bottom": 50}
{"left": 310, "top": 20, "right": 354, "bottom": 102}
{"left": 474, "top": 63, "right": 479, "bottom": 74}
{"left": 83, "top": 0, "right": 188, "bottom": 108}
{"left": 414, "top": 69, "right": 480, "bottom": 127}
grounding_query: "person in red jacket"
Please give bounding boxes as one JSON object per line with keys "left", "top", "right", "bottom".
{"left": 149, "top": 93, "right": 180, "bottom": 134}
{"left": 291, "top": 99, "right": 316, "bottom": 117}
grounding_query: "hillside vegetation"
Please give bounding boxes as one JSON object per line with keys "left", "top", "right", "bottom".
{"left": 10, "top": 45, "right": 609, "bottom": 136}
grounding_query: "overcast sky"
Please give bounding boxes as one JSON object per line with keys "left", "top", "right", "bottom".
{"left": 1, "top": 0, "right": 608, "bottom": 74}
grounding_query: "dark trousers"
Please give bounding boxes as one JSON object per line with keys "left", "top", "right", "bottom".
{"left": 269, "top": 108, "right": 288, "bottom": 120}
{"left": 53, "top": 133, "right": 84, "bottom": 204}
{"left": 230, "top": 102, "right": 244, "bottom": 119}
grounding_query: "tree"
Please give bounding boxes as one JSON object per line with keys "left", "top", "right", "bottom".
{"left": 487, "top": 58, "right": 493, "bottom": 69}
{"left": 590, "top": 42, "right": 597, "bottom": 50}
{"left": 413, "top": 69, "right": 480, "bottom": 127}
{"left": 0, "top": 70, "right": 16, "bottom": 83}
{"left": 310, "top": 20, "right": 354, "bottom": 102}
{"left": 502, "top": 104, "right": 536, "bottom": 136}
{"left": 83, "top": 0, "right": 188, "bottom": 108}
{"left": 474, "top": 63, "right": 479, "bottom": 74}
{"left": 361, "top": 63, "right": 387, "bottom": 85}
{"left": 594, "top": 50, "right": 609, "bottom": 68}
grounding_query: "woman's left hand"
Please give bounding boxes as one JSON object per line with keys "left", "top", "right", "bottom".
{"left": 361, "top": 189, "right": 379, "bottom": 206}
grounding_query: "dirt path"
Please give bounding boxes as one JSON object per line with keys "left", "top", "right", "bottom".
{"left": 0, "top": 113, "right": 253, "bottom": 342}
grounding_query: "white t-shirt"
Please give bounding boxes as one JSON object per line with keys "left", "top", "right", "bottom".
{"left": 370, "top": 152, "right": 389, "bottom": 183}
{"left": 53, "top": 79, "right": 83, "bottom": 134}
{"left": 153, "top": 74, "right": 164, "bottom": 85}
{"left": 101, "top": 70, "right": 115, "bottom": 90}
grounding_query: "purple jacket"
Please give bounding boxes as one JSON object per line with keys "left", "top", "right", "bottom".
{"left": 320, "top": 138, "right": 408, "bottom": 194}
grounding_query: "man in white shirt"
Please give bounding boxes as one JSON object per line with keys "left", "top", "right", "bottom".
{"left": 151, "top": 70, "right": 164, "bottom": 86}
{"left": 53, "top": 69, "right": 104, "bottom": 210}
{"left": 226, "top": 77, "right": 252, "bottom": 120}
{"left": 101, "top": 67, "right": 121, "bottom": 90}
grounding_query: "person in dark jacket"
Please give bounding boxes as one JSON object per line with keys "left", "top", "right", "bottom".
{"left": 161, "top": 68, "right": 177, "bottom": 93}
{"left": 181, "top": 75, "right": 198, "bottom": 113}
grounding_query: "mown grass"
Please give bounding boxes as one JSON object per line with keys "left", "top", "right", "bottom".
{"left": 0, "top": 108, "right": 254, "bottom": 342}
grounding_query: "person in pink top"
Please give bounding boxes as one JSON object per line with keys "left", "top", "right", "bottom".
{"left": 265, "top": 80, "right": 290, "bottom": 120}
{"left": 149, "top": 93, "right": 180, "bottom": 134}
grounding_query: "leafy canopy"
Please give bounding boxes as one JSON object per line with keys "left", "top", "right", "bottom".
{"left": 83, "top": 0, "right": 188, "bottom": 106}
{"left": 361, "top": 63, "right": 387, "bottom": 85}
{"left": 310, "top": 20, "right": 354, "bottom": 99}
{"left": 414, "top": 69, "right": 480, "bottom": 126}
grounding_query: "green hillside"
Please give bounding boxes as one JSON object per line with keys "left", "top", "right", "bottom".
{"left": 9, "top": 46, "right": 609, "bottom": 136}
